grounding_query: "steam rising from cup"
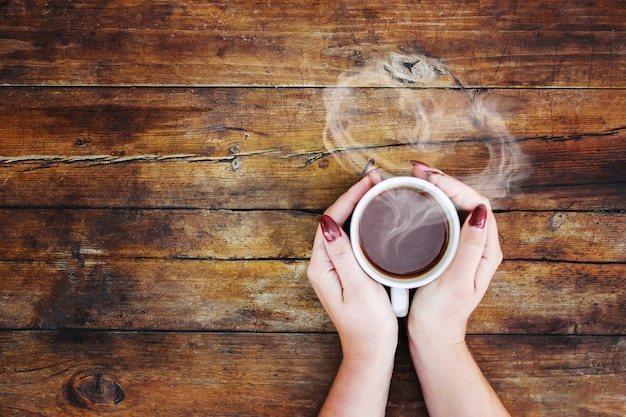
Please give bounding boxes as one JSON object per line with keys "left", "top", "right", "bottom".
{"left": 323, "top": 51, "right": 530, "bottom": 199}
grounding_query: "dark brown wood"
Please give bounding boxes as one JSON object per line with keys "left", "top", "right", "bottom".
{"left": 0, "top": 209, "right": 317, "bottom": 260}
{"left": 2, "top": 88, "right": 624, "bottom": 149}
{"left": 1, "top": 153, "right": 623, "bottom": 210}
{"left": 0, "top": 209, "right": 622, "bottom": 262}
{"left": 0, "top": 332, "right": 624, "bottom": 417}
{"left": 1, "top": 0, "right": 624, "bottom": 87}
{"left": 0, "top": 88, "right": 624, "bottom": 210}
{"left": 0, "top": 1, "right": 624, "bottom": 415}
{"left": 0, "top": 259, "right": 623, "bottom": 335}
{"left": 475, "top": 261, "right": 626, "bottom": 335}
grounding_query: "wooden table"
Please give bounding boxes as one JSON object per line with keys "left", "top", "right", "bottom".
{"left": 1, "top": 1, "right": 624, "bottom": 415}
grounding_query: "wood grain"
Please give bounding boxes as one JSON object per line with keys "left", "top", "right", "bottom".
{"left": 1, "top": 0, "right": 624, "bottom": 87}
{"left": 2, "top": 88, "right": 624, "bottom": 150}
{"left": 1, "top": 88, "right": 624, "bottom": 210}
{"left": 0, "top": 259, "right": 623, "bottom": 334}
{"left": 1, "top": 155, "right": 623, "bottom": 210}
{"left": 0, "top": 209, "right": 623, "bottom": 262}
{"left": 0, "top": 332, "right": 623, "bottom": 416}
{"left": 0, "top": 209, "right": 318, "bottom": 260}
{"left": 1, "top": 1, "right": 624, "bottom": 415}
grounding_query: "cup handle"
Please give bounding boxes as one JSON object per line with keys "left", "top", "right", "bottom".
{"left": 390, "top": 287, "right": 409, "bottom": 317}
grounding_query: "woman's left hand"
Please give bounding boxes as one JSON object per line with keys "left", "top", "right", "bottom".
{"left": 307, "top": 172, "right": 398, "bottom": 361}
{"left": 307, "top": 170, "right": 398, "bottom": 417}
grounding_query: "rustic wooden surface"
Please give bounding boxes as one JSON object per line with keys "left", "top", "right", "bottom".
{"left": 1, "top": 1, "right": 625, "bottom": 416}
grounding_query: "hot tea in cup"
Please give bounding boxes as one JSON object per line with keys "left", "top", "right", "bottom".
{"left": 350, "top": 176, "right": 460, "bottom": 317}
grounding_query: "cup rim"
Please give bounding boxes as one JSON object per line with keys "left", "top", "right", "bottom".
{"left": 350, "top": 176, "right": 460, "bottom": 289}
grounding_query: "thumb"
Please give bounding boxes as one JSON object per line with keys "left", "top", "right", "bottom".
{"left": 441, "top": 204, "right": 489, "bottom": 290}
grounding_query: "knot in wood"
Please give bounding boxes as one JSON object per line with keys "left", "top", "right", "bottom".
{"left": 65, "top": 372, "right": 125, "bottom": 409}
{"left": 383, "top": 52, "right": 448, "bottom": 85}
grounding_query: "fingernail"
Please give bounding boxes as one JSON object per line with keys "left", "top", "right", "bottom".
{"left": 361, "top": 160, "right": 382, "bottom": 182}
{"left": 361, "top": 159, "right": 377, "bottom": 177}
{"left": 469, "top": 204, "right": 487, "bottom": 229}
{"left": 320, "top": 215, "right": 342, "bottom": 242}
{"left": 412, "top": 160, "right": 446, "bottom": 178}
{"left": 410, "top": 160, "right": 431, "bottom": 168}
{"left": 423, "top": 169, "right": 445, "bottom": 177}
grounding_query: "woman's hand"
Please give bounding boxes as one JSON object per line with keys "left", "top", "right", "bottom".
{"left": 307, "top": 166, "right": 398, "bottom": 417}
{"left": 406, "top": 161, "right": 510, "bottom": 417}
{"left": 408, "top": 161, "right": 503, "bottom": 346}
{"left": 307, "top": 169, "right": 398, "bottom": 361}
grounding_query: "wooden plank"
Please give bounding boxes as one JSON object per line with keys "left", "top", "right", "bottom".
{"left": 0, "top": 331, "right": 339, "bottom": 417}
{"left": 1, "top": 88, "right": 624, "bottom": 156}
{"left": 1, "top": 0, "right": 624, "bottom": 87}
{"left": 475, "top": 261, "right": 625, "bottom": 335}
{"left": 0, "top": 209, "right": 318, "bottom": 261}
{"left": 497, "top": 211, "right": 626, "bottom": 263}
{"left": 0, "top": 331, "right": 623, "bottom": 416}
{"left": 1, "top": 88, "right": 624, "bottom": 210}
{"left": 465, "top": 335, "right": 626, "bottom": 417}
{"left": 0, "top": 209, "right": 623, "bottom": 263}
{"left": 0, "top": 259, "right": 322, "bottom": 332}
{"left": 0, "top": 259, "right": 623, "bottom": 334}
{"left": 0, "top": 152, "right": 623, "bottom": 211}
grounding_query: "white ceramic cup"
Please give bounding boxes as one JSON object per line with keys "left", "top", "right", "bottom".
{"left": 350, "top": 176, "right": 460, "bottom": 317}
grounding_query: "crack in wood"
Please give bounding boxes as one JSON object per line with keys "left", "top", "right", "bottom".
{"left": 281, "top": 142, "right": 411, "bottom": 167}
{"left": 281, "top": 124, "right": 626, "bottom": 168}
{"left": 0, "top": 150, "right": 281, "bottom": 167}
{"left": 202, "top": 125, "right": 271, "bottom": 138}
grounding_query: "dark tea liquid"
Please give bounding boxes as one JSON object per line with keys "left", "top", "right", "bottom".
{"left": 359, "top": 187, "right": 448, "bottom": 277}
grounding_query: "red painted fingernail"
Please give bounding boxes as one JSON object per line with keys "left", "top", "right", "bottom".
{"left": 320, "top": 215, "right": 342, "bottom": 242}
{"left": 361, "top": 159, "right": 376, "bottom": 177}
{"left": 410, "top": 160, "right": 431, "bottom": 168}
{"left": 469, "top": 204, "right": 488, "bottom": 229}
{"left": 361, "top": 160, "right": 382, "bottom": 180}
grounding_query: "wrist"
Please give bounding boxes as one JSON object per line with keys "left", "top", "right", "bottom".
{"left": 342, "top": 352, "right": 396, "bottom": 375}
{"left": 408, "top": 334, "right": 472, "bottom": 384}
{"left": 341, "top": 346, "right": 396, "bottom": 388}
{"left": 407, "top": 318, "right": 467, "bottom": 349}
{"left": 409, "top": 333, "right": 467, "bottom": 358}
{"left": 341, "top": 335, "right": 398, "bottom": 364}
{"left": 339, "top": 317, "right": 399, "bottom": 363}
{"left": 407, "top": 319, "right": 469, "bottom": 369}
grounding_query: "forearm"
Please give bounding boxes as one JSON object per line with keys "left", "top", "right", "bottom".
{"left": 319, "top": 353, "right": 395, "bottom": 417}
{"left": 409, "top": 338, "right": 510, "bottom": 417}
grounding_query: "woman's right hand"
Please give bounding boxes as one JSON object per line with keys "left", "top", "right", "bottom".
{"left": 406, "top": 161, "right": 510, "bottom": 417}
{"left": 407, "top": 161, "right": 503, "bottom": 346}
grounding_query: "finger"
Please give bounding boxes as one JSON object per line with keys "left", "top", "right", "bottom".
{"left": 308, "top": 165, "right": 379, "bottom": 303}
{"left": 324, "top": 174, "right": 375, "bottom": 226}
{"left": 310, "top": 173, "right": 373, "bottom": 265}
{"left": 307, "top": 229, "right": 344, "bottom": 311}
{"left": 362, "top": 159, "right": 383, "bottom": 185}
{"left": 410, "top": 160, "right": 489, "bottom": 212}
{"left": 319, "top": 214, "right": 377, "bottom": 296}
{"left": 440, "top": 204, "right": 489, "bottom": 290}
{"left": 474, "top": 212, "right": 503, "bottom": 295}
